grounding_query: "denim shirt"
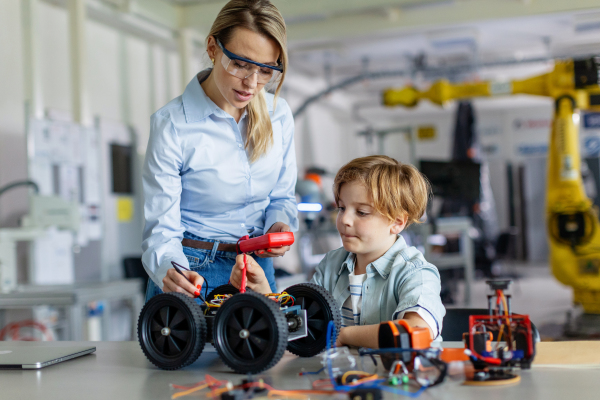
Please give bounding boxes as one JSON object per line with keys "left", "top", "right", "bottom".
{"left": 311, "top": 235, "right": 445, "bottom": 338}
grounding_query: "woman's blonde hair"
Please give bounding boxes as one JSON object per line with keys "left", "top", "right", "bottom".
{"left": 208, "top": 0, "right": 288, "bottom": 163}
{"left": 333, "top": 155, "right": 431, "bottom": 227}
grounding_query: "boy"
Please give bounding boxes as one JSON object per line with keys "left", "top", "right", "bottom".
{"left": 229, "top": 155, "right": 445, "bottom": 348}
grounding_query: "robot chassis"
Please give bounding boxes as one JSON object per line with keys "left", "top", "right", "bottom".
{"left": 138, "top": 282, "right": 341, "bottom": 373}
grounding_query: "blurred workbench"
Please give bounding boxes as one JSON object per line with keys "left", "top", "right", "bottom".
{"left": 0, "top": 280, "right": 144, "bottom": 341}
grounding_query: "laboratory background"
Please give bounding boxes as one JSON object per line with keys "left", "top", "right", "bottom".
{"left": 1, "top": 0, "right": 600, "bottom": 397}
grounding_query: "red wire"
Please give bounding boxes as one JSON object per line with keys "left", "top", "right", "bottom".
{"left": 170, "top": 381, "right": 206, "bottom": 390}
{"left": 312, "top": 379, "right": 334, "bottom": 390}
{"left": 240, "top": 253, "right": 247, "bottom": 293}
{"left": 236, "top": 236, "right": 249, "bottom": 294}
{"left": 171, "top": 375, "right": 228, "bottom": 394}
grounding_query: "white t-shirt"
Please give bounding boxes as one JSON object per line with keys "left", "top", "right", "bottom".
{"left": 341, "top": 271, "right": 367, "bottom": 327}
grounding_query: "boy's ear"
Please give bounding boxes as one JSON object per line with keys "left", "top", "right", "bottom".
{"left": 390, "top": 214, "right": 408, "bottom": 235}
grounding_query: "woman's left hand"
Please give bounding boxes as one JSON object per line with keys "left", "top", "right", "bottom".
{"left": 254, "top": 222, "right": 292, "bottom": 258}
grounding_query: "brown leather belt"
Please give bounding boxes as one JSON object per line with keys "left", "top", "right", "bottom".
{"left": 181, "top": 238, "right": 238, "bottom": 253}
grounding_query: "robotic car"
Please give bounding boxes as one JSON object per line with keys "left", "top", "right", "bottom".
{"left": 137, "top": 233, "right": 342, "bottom": 373}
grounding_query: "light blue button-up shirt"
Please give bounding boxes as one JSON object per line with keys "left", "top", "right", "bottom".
{"left": 311, "top": 235, "right": 445, "bottom": 339}
{"left": 142, "top": 70, "right": 299, "bottom": 287}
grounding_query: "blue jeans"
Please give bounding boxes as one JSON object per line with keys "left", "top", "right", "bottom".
{"left": 145, "top": 231, "right": 277, "bottom": 303}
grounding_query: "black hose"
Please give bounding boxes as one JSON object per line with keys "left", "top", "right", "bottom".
{"left": 0, "top": 180, "right": 39, "bottom": 198}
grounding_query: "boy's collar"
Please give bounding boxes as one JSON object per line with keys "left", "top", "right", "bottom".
{"left": 338, "top": 235, "right": 408, "bottom": 279}
{"left": 339, "top": 253, "right": 356, "bottom": 275}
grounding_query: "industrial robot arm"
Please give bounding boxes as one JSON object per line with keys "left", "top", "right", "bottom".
{"left": 383, "top": 58, "right": 600, "bottom": 313}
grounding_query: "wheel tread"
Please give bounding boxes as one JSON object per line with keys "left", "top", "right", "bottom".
{"left": 213, "top": 291, "right": 288, "bottom": 374}
{"left": 138, "top": 292, "right": 206, "bottom": 370}
{"left": 284, "top": 282, "right": 341, "bottom": 357}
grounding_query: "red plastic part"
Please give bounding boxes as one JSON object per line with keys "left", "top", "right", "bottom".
{"left": 237, "top": 233, "right": 295, "bottom": 293}
{"left": 240, "top": 253, "right": 247, "bottom": 294}
{"left": 467, "top": 314, "right": 534, "bottom": 365}
{"left": 238, "top": 232, "right": 295, "bottom": 253}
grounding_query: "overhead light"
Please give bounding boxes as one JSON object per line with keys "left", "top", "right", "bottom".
{"left": 298, "top": 203, "right": 323, "bottom": 212}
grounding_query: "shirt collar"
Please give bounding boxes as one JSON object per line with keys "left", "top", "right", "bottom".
{"left": 182, "top": 69, "right": 220, "bottom": 123}
{"left": 340, "top": 253, "right": 356, "bottom": 275}
{"left": 337, "top": 235, "right": 409, "bottom": 279}
{"left": 182, "top": 68, "right": 269, "bottom": 123}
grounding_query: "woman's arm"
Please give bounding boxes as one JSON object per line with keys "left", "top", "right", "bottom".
{"left": 141, "top": 112, "right": 201, "bottom": 296}
{"left": 335, "top": 312, "right": 433, "bottom": 348}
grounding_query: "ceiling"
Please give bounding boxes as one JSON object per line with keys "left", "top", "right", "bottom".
{"left": 143, "top": 1, "right": 600, "bottom": 80}
{"left": 140, "top": 0, "right": 600, "bottom": 115}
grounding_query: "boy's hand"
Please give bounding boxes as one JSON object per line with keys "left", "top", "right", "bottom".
{"left": 335, "top": 327, "right": 346, "bottom": 347}
{"left": 230, "top": 254, "right": 272, "bottom": 294}
{"left": 162, "top": 269, "right": 204, "bottom": 298}
{"left": 255, "top": 222, "right": 292, "bottom": 258}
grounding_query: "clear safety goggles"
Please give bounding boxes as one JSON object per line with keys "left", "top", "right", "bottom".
{"left": 217, "top": 39, "right": 283, "bottom": 86}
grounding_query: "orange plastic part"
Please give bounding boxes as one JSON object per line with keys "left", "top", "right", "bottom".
{"left": 304, "top": 173, "right": 323, "bottom": 188}
{"left": 394, "top": 319, "right": 432, "bottom": 349}
{"left": 440, "top": 348, "right": 470, "bottom": 363}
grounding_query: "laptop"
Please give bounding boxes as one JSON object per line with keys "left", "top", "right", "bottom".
{"left": 0, "top": 345, "right": 96, "bottom": 369}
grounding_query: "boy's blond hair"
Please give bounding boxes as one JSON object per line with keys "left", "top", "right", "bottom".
{"left": 333, "top": 155, "right": 431, "bottom": 226}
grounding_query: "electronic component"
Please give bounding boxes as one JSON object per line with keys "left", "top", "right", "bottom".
{"left": 237, "top": 232, "right": 295, "bottom": 253}
{"left": 378, "top": 320, "right": 432, "bottom": 369}
{"left": 220, "top": 389, "right": 244, "bottom": 400}
{"left": 347, "top": 387, "right": 382, "bottom": 400}
{"left": 139, "top": 281, "right": 340, "bottom": 373}
{"left": 237, "top": 232, "right": 295, "bottom": 293}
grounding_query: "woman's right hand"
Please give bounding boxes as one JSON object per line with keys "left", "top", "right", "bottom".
{"left": 229, "top": 254, "right": 272, "bottom": 294}
{"left": 162, "top": 268, "right": 204, "bottom": 298}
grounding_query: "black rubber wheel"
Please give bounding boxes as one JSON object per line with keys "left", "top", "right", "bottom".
{"left": 213, "top": 291, "right": 288, "bottom": 374}
{"left": 515, "top": 329, "right": 536, "bottom": 369}
{"left": 284, "top": 283, "right": 341, "bottom": 357}
{"left": 206, "top": 284, "right": 240, "bottom": 301}
{"left": 138, "top": 293, "right": 206, "bottom": 370}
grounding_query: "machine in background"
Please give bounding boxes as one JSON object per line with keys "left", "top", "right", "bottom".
{"left": 383, "top": 57, "right": 600, "bottom": 334}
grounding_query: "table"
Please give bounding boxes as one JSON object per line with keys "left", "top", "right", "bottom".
{"left": 0, "top": 280, "right": 144, "bottom": 341}
{"left": 0, "top": 341, "right": 598, "bottom": 400}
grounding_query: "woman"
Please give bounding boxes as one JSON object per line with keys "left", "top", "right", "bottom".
{"left": 142, "top": 0, "right": 297, "bottom": 301}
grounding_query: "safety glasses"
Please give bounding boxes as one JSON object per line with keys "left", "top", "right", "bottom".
{"left": 217, "top": 39, "right": 282, "bottom": 86}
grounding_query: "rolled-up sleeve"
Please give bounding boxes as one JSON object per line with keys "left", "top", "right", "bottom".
{"left": 264, "top": 99, "right": 299, "bottom": 233}
{"left": 141, "top": 112, "right": 189, "bottom": 288}
{"left": 392, "top": 265, "right": 445, "bottom": 338}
